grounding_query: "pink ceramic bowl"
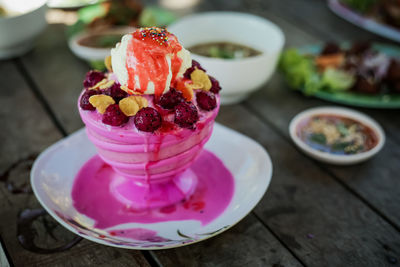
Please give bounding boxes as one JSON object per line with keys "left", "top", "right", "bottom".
{"left": 78, "top": 92, "right": 220, "bottom": 209}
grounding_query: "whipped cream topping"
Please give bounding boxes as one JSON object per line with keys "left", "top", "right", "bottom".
{"left": 111, "top": 28, "right": 191, "bottom": 96}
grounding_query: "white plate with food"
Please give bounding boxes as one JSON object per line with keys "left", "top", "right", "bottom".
{"left": 31, "top": 123, "right": 273, "bottom": 249}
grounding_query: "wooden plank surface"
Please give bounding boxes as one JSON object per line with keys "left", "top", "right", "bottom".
{"left": 155, "top": 215, "right": 303, "bottom": 267}
{"left": 258, "top": 0, "right": 400, "bottom": 144}
{"left": 217, "top": 105, "right": 400, "bottom": 267}
{"left": 0, "top": 60, "right": 149, "bottom": 266}
{"left": 19, "top": 24, "right": 303, "bottom": 266}
{"left": 229, "top": 1, "right": 400, "bottom": 231}
{"left": 1, "top": 0, "right": 399, "bottom": 266}
{"left": 20, "top": 22, "right": 400, "bottom": 266}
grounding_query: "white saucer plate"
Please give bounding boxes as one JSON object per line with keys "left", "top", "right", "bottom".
{"left": 31, "top": 123, "right": 272, "bottom": 249}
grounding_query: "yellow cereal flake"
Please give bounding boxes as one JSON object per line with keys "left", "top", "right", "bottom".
{"left": 99, "top": 79, "right": 115, "bottom": 90}
{"left": 190, "top": 69, "right": 212, "bottom": 91}
{"left": 89, "top": 95, "right": 115, "bottom": 114}
{"left": 185, "top": 82, "right": 203, "bottom": 90}
{"left": 120, "top": 85, "right": 142, "bottom": 95}
{"left": 89, "top": 79, "right": 115, "bottom": 90}
{"left": 105, "top": 56, "right": 112, "bottom": 72}
{"left": 134, "top": 96, "right": 148, "bottom": 109}
{"left": 119, "top": 96, "right": 148, "bottom": 116}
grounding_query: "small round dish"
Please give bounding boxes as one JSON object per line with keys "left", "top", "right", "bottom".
{"left": 68, "top": 26, "right": 135, "bottom": 62}
{"left": 289, "top": 107, "right": 385, "bottom": 165}
{"left": 168, "top": 12, "right": 285, "bottom": 105}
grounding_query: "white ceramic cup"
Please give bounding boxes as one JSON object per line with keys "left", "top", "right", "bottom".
{"left": 168, "top": 11, "right": 285, "bottom": 104}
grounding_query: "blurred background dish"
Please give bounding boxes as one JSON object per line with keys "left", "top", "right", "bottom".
{"left": 168, "top": 12, "right": 285, "bottom": 105}
{"left": 289, "top": 106, "right": 385, "bottom": 165}
{"left": 68, "top": 26, "right": 134, "bottom": 65}
{"left": 329, "top": 0, "right": 400, "bottom": 43}
{"left": 0, "top": 0, "right": 47, "bottom": 59}
{"left": 280, "top": 42, "right": 400, "bottom": 108}
{"left": 47, "top": 0, "right": 102, "bottom": 9}
{"left": 66, "top": 0, "right": 176, "bottom": 69}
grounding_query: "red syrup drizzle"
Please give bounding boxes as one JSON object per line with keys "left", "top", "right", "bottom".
{"left": 71, "top": 150, "right": 235, "bottom": 229}
{"left": 126, "top": 28, "right": 183, "bottom": 97}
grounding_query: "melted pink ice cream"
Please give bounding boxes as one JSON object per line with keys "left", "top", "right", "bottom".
{"left": 72, "top": 150, "right": 234, "bottom": 228}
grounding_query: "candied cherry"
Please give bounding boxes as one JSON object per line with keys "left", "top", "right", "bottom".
{"left": 134, "top": 107, "right": 162, "bottom": 132}
{"left": 183, "top": 60, "right": 206, "bottom": 79}
{"left": 196, "top": 91, "right": 217, "bottom": 111}
{"left": 158, "top": 88, "right": 184, "bottom": 109}
{"left": 104, "top": 82, "right": 127, "bottom": 103}
{"left": 102, "top": 104, "right": 129, "bottom": 126}
{"left": 83, "top": 70, "right": 105, "bottom": 88}
{"left": 80, "top": 90, "right": 99, "bottom": 110}
{"left": 174, "top": 102, "right": 199, "bottom": 128}
{"left": 209, "top": 76, "right": 221, "bottom": 94}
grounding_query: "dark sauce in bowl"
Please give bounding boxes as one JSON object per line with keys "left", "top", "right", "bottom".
{"left": 297, "top": 114, "right": 379, "bottom": 155}
{"left": 188, "top": 42, "right": 262, "bottom": 59}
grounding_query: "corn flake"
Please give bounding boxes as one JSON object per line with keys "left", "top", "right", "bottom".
{"left": 119, "top": 96, "right": 148, "bottom": 116}
{"left": 90, "top": 79, "right": 115, "bottom": 90}
{"left": 121, "top": 85, "right": 142, "bottom": 95}
{"left": 190, "top": 69, "right": 212, "bottom": 91}
{"left": 89, "top": 95, "right": 115, "bottom": 114}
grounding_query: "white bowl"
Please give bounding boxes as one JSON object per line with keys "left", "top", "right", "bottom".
{"left": 69, "top": 26, "right": 136, "bottom": 62}
{"left": 168, "top": 12, "right": 285, "bottom": 104}
{"left": 0, "top": 0, "right": 47, "bottom": 59}
{"left": 289, "top": 107, "right": 385, "bottom": 165}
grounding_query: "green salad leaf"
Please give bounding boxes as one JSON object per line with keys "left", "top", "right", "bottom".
{"left": 279, "top": 49, "right": 355, "bottom": 95}
{"left": 322, "top": 68, "right": 355, "bottom": 92}
{"left": 279, "top": 49, "right": 322, "bottom": 95}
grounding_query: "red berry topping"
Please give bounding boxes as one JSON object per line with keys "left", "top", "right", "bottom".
{"left": 196, "top": 91, "right": 217, "bottom": 111}
{"left": 209, "top": 76, "right": 221, "bottom": 94}
{"left": 104, "top": 83, "right": 127, "bottom": 103}
{"left": 158, "top": 88, "right": 184, "bottom": 109}
{"left": 102, "top": 104, "right": 129, "bottom": 126}
{"left": 174, "top": 102, "right": 199, "bottom": 128}
{"left": 80, "top": 90, "right": 99, "bottom": 110}
{"left": 183, "top": 60, "right": 206, "bottom": 79}
{"left": 83, "top": 70, "right": 105, "bottom": 89}
{"left": 134, "top": 107, "right": 162, "bottom": 132}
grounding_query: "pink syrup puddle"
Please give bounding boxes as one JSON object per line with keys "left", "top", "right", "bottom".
{"left": 72, "top": 150, "right": 235, "bottom": 229}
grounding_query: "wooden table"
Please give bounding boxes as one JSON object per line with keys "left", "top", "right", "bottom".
{"left": 1, "top": 0, "right": 400, "bottom": 266}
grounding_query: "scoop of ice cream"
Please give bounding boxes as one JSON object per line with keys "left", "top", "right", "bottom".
{"left": 111, "top": 27, "right": 191, "bottom": 96}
